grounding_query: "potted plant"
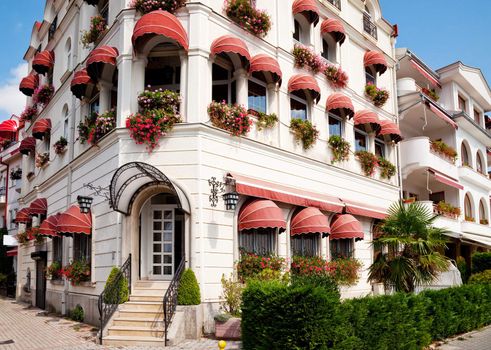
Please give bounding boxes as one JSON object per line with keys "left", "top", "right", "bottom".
{"left": 35, "top": 152, "right": 50, "bottom": 168}
{"left": 78, "top": 109, "right": 116, "bottom": 145}
{"left": 236, "top": 250, "right": 285, "bottom": 282}
{"left": 215, "top": 274, "right": 244, "bottom": 340}
{"left": 225, "top": 0, "right": 271, "bottom": 37}
{"left": 20, "top": 105, "right": 38, "bottom": 123}
{"left": 46, "top": 261, "right": 62, "bottom": 280}
{"left": 290, "top": 118, "right": 319, "bottom": 150}
{"left": 324, "top": 65, "right": 349, "bottom": 89}
{"left": 292, "top": 44, "right": 324, "bottom": 73}
{"left": 129, "top": 0, "right": 186, "bottom": 14}
{"left": 250, "top": 110, "right": 278, "bottom": 131}
{"left": 355, "top": 151, "right": 379, "bottom": 176}
{"left": 27, "top": 227, "right": 44, "bottom": 245}
{"left": 480, "top": 219, "right": 489, "bottom": 225}
{"left": 53, "top": 137, "right": 68, "bottom": 155}
{"left": 208, "top": 101, "right": 252, "bottom": 137}
{"left": 33, "top": 84, "right": 54, "bottom": 106}
{"left": 328, "top": 135, "right": 350, "bottom": 164}
{"left": 61, "top": 259, "right": 91, "bottom": 285}
{"left": 465, "top": 216, "right": 475, "bottom": 223}
{"left": 365, "top": 83, "right": 389, "bottom": 108}
{"left": 378, "top": 157, "right": 396, "bottom": 180}
{"left": 81, "top": 15, "right": 107, "bottom": 48}
{"left": 15, "top": 231, "right": 30, "bottom": 246}
{"left": 422, "top": 87, "right": 439, "bottom": 101}
{"left": 430, "top": 140, "right": 457, "bottom": 163}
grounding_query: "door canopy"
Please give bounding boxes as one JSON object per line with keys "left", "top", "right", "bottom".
{"left": 109, "top": 162, "right": 191, "bottom": 215}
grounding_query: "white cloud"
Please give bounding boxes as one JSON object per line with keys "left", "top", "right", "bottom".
{"left": 0, "top": 63, "right": 28, "bottom": 121}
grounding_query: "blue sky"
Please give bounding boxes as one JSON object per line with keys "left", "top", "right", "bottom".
{"left": 0, "top": 1, "right": 490, "bottom": 118}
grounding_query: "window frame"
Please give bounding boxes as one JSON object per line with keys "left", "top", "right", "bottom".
{"left": 290, "top": 92, "right": 309, "bottom": 121}
{"left": 354, "top": 126, "right": 368, "bottom": 152}
{"left": 328, "top": 112, "right": 343, "bottom": 138}
{"left": 330, "top": 238, "right": 354, "bottom": 259}
{"left": 365, "top": 66, "right": 377, "bottom": 86}
{"left": 239, "top": 228, "right": 278, "bottom": 256}
{"left": 248, "top": 76, "right": 268, "bottom": 114}
{"left": 73, "top": 234, "right": 92, "bottom": 262}
{"left": 464, "top": 194, "right": 473, "bottom": 219}
{"left": 458, "top": 95, "right": 467, "bottom": 113}
{"left": 212, "top": 59, "right": 237, "bottom": 104}
{"left": 52, "top": 236, "right": 63, "bottom": 266}
{"left": 65, "top": 38, "right": 72, "bottom": 73}
{"left": 291, "top": 233, "right": 320, "bottom": 257}
{"left": 374, "top": 137, "right": 385, "bottom": 158}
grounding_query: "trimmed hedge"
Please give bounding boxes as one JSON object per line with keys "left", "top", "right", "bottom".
{"left": 177, "top": 269, "right": 201, "bottom": 305}
{"left": 472, "top": 252, "right": 491, "bottom": 273}
{"left": 242, "top": 282, "right": 491, "bottom": 350}
{"left": 468, "top": 270, "right": 491, "bottom": 285}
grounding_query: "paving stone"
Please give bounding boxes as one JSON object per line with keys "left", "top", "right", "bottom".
{"left": 436, "top": 326, "right": 491, "bottom": 350}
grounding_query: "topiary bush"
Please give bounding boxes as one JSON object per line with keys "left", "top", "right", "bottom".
{"left": 472, "top": 252, "right": 491, "bottom": 274}
{"left": 69, "top": 304, "right": 84, "bottom": 322}
{"left": 177, "top": 269, "right": 201, "bottom": 305}
{"left": 103, "top": 267, "right": 129, "bottom": 305}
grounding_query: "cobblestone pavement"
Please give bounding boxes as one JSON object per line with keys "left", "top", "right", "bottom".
{"left": 0, "top": 297, "right": 241, "bottom": 350}
{"left": 436, "top": 325, "right": 491, "bottom": 350}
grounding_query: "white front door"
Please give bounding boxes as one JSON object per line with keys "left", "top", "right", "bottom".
{"left": 148, "top": 205, "right": 175, "bottom": 280}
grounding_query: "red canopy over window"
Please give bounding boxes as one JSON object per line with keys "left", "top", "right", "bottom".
{"left": 19, "top": 74, "right": 39, "bottom": 96}
{"left": 132, "top": 10, "right": 189, "bottom": 52}
{"left": 291, "top": 207, "right": 330, "bottom": 236}
{"left": 364, "top": 51, "right": 388, "bottom": 75}
{"left": 15, "top": 208, "right": 32, "bottom": 224}
{"left": 321, "top": 18, "right": 346, "bottom": 44}
{"left": 29, "top": 198, "right": 48, "bottom": 216}
{"left": 292, "top": 0, "right": 320, "bottom": 26}
{"left": 0, "top": 120, "right": 19, "bottom": 139}
{"left": 288, "top": 74, "right": 321, "bottom": 103}
{"left": 378, "top": 120, "right": 402, "bottom": 143}
{"left": 39, "top": 213, "right": 60, "bottom": 237}
{"left": 238, "top": 199, "right": 286, "bottom": 232}
{"left": 330, "top": 214, "right": 364, "bottom": 240}
{"left": 19, "top": 137, "right": 36, "bottom": 155}
{"left": 211, "top": 35, "right": 251, "bottom": 68}
{"left": 70, "top": 69, "right": 94, "bottom": 99}
{"left": 32, "top": 50, "right": 55, "bottom": 75}
{"left": 57, "top": 205, "right": 92, "bottom": 236}
{"left": 326, "top": 93, "right": 354, "bottom": 118}
{"left": 249, "top": 54, "right": 282, "bottom": 85}
{"left": 6, "top": 248, "right": 18, "bottom": 257}
{"left": 343, "top": 199, "right": 388, "bottom": 220}
{"left": 32, "top": 119, "right": 52, "bottom": 140}
{"left": 353, "top": 110, "right": 381, "bottom": 133}
{"left": 86, "top": 46, "right": 119, "bottom": 81}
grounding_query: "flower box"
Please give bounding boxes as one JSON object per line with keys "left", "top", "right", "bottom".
{"left": 225, "top": 0, "right": 271, "bottom": 37}
{"left": 215, "top": 317, "right": 241, "bottom": 340}
{"left": 290, "top": 118, "right": 319, "bottom": 150}
{"left": 208, "top": 101, "right": 251, "bottom": 137}
{"left": 81, "top": 16, "right": 107, "bottom": 48}
{"left": 365, "top": 83, "right": 389, "bottom": 108}
{"left": 130, "top": 0, "right": 186, "bottom": 14}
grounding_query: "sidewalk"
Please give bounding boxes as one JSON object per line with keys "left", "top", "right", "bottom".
{"left": 435, "top": 325, "right": 491, "bottom": 350}
{"left": 0, "top": 297, "right": 240, "bottom": 350}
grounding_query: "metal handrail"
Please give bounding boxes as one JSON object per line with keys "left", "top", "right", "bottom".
{"left": 163, "top": 258, "right": 185, "bottom": 346}
{"left": 363, "top": 13, "right": 377, "bottom": 39}
{"left": 98, "top": 254, "right": 131, "bottom": 344}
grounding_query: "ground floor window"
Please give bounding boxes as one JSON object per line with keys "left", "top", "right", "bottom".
{"left": 52, "top": 236, "right": 63, "bottom": 264}
{"left": 291, "top": 233, "right": 319, "bottom": 257}
{"left": 330, "top": 238, "right": 353, "bottom": 259}
{"left": 73, "top": 234, "right": 91, "bottom": 262}
{"left": 239, "top": 228, "right": 276, "bottom": 255}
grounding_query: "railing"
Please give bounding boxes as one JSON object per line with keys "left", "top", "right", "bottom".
{"left": 98, "top": 254, "right": 131, "bottom": 344}
{"left": 163, "top": 257, "right": 185, "bottom": 346}
{"left": 363, "top": 13, "right": 377, "bottom": 39}
{"left": 326, "top": 0, "right": 341, "bottom": 10}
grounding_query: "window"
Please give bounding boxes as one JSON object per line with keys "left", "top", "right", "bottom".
{"left": 354, "top": 126, "right": 368, "bottom": 152}
{"left": 239, "top": 229, "right": 276, "bottom": 255}
{"left": 65, "top": 38, "right": 72, "bottom": 72}
{"left": 248, "top": 79, "right": 267, "bottom": 113}
{"left": 74, "top": 234, "right": 91, "bottom": 262}
{"left": 52, "top": 236, "right": 63, "bottom": 265}
{"left": 365, "top": 66, "right": 376, "bottom": 85}
{"left": 328, "top": 113, "right": 342, "bottom": 137}
{"left": 48, "top": 15, "right": 57, "bottom": 42}
{"left": 330, "top": 239, "right": 353, "bottom": 258}
{"left": 461, "top": 142, "right": 470, "bottom": 167}
{"left": 293, "top": 20, "right": 301, "bottom": 42}
{"left": 45, "top": 134, "right": 51, "bottom": 152}
{"left": 429, "top": 191, "right": 445, "bottom": 205}
{"left": 474, "top": 109, "right": 481, "bottom": 125}
{"left": 321, "top": 34, "right": 337, "bottom": 63}
{"left": 477, "top": 152, "right": 484, "bottom": 174}
{"left": 322, "top": 40, "right": 329, "bottom": 60}
{"left": 374, "top": 137, "right": 385, "bottom": 158}
{"left": 291, "top": 234, "right": 319, "bottom": 257}
{"left": 99, "top": 0, "right": 109, "bottom": 24}
{"left": 63, "top": 105, "right": 70, "bottom": 139}
{"left": 363, "top": 6, "right": 377, "bottom": 39}
{"left": 290, "top": 91, "right": 308, "bottom": 120}
{"left": 89, "top": 95, "right": 100, "bottom": 115}
{"left": 458, "top": 95, "right": 466, "bottom": 112}
{"left": 212, "top": 63, "right": 236, "bottom": 104}
{"left": 479, "top": 200, "right": 487, "bottom": 223}
{"left": 144, "top": 60, "right": 181, "bottom": 92}
{"left": 464, "top": 194, "right": 473, "bottom": 219}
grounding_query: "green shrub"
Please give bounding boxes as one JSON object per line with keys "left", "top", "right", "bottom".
{"left": 220, "top": 274, "right": 244, "bottom": 317}
{"left": 290, "top": 273, "right": 339, "bottom": 298}
{"left": 69, "top": 304, "right": 84, "bottom": 322}
{"left": 468, "top": 270, "right": 491, "bottom": 285}
{"left": 457, "top": 256, "right": 469, "bottom": 283}
{"left": 472, "top": 252, "right": 491, "bottom": 273}
{"left": 103, "top": 267, "right": 129, "bottom": 304}
{"left": 177, "top": 269, "right": 201, "bottom": 305}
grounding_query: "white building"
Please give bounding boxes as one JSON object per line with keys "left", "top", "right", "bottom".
{"left": 14, "top": 0, "right": 400, "bottom": 345}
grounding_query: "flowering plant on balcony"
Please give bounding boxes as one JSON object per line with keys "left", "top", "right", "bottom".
{"left": 465, "top": 216, "right": 475, "bottom": 223}
{"left": 81, "top": 16, "right": 107, "bottom": 48}
{"left": 422, "top": 87, "right": 440, "bottom": 102}
{"left": 27, "top": 227, "right": 44, "bottom": 245}
{"left": 46, "top": 261, "right": 62, "bottom": 280}
{"left": 225, "top": 0, "right": 272, "bottom": 37}
{"left": 365, "top": 83, "right": 389, "bottom": 108}
{"left": 355, "top": 150, "right": 378, "bottom": 176}
{"left": 290, "top": 118, "right": 319, "bottom": 150}
{"left": 137, "top": 88, "right": 180, "bottom": 111}
{"left": 236, "top": 250, "right": 285, "bottom": 282}
{"left": 208, "top": 101, "right": 252, "bottom": 137}
{"left": 20, "top": 105, "right": 38, "bottom": 123}
{"left": 292, "top": 44, "right": 324, "bottom": 74}
{"left": 291, "top": 256, "right": 362, "bottom": 287}
{"left": 35, "top": 152, "right": 50, "bottom": 168}
{"left": 15, "top": 231, "right": 30, "bottom": 246}
{"left": 62, "top": 259, "right": 91, "bottom": 285}
{"left": 378, "top": 157, "right": 396, "bottom": 180}
{"left": 0, "top": 138, "right": 13, "bottom": 150}
{"left": 328, "top": 135, "right": 350, "bottom": 164}
{"left": 430, "top": 140, "right": 457, "bottom": 163}
{"left": 480, "top": 219, "right": 489, "bottom": 225}
{"left": 33, "top": 84, "right": 54, "bottom": 107}
{"left": 78, "top": 109, "right": 116, "bottom": 145}
{"left": 248, "top": 109, "right": 278, "bottom": 131}
{"left": 53, "top": 136, "right": 68, "bottom": 155}
{"left": 324, "top": 65, "right": 349, "bottom": 89}
{"left": 130, "top": 0, "right": 186, "bottom": 14}
{"left": 435, "top": 201, "right": 461, "bottom": 219}
{"left": 10, "top": 168, "right": 22, "bottom": 180}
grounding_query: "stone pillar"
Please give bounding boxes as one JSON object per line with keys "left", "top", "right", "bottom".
{"left": 267, "top": 83, "right": 277, "bottom": 115}
{"left": 179, "top": 52, "right": 188, "bottom": 120}
{"left": 98, "top": 80, "right": 112, "bottom": 114}
{"left": 131, "top": 56, "right": 147, "bottom": 115}
{"left": 234, "top": 68, "right": 248, "bottom": 107}
{"left": 116, "top": 55, "right": 133, "bottom": 127}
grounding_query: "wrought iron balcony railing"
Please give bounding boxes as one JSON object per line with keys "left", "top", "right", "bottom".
{"left": 363, "top": 13, "right": 377, "bottom": 40}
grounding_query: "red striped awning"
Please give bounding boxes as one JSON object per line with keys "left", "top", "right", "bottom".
{"left": 6, "top": 248, "right": 17, "bottom": 257}
{"left": 71, "top": 69, "right": 94, "bottom": 99}
{"left": 19, "top": 137, "right": 36, "bottom": 155}
{"left": 86, "top": 46, "right": 119, "bottom": 81}
{"left": 29, "top": 198, "right": 48, "bottom": 216}
{"left": 326, "top": 93, "right": 354, "bottom": 118}
{"left": 211, "top": 35, "right": 251, "bottom": 67}
{"left": 15, "top": 208, "right": 32, "bottom": 224}
{"left": 321, "top": 18, "right": 346, "bottom": 44}
{"left": 291, "top": 207, "right": 330, "bottom": 236}
{"left": 288, "top": 74, "right": 321, "bottom": 103}
{"left": 353, "top": 110, "right": 381, "bottom": 133}
{"left": 228, "top": 173, "right": 344, "bottom": 213}
{"left": 132, "top": 10, "right": 189, "bottom": 52}
{"left": 32, "top": 50, "right": 55, "bottom": 75}
{"left": 378, "top": 120, "right": 402, "bottom": 143}
{"left": 57, "top": 205, "right": 92, "bottom": 236}
{"left": 343, "top": 199, "right": 388, "bottom": 220}
{"left": 39, "top": 213, "right": 60, "bottom": 237}
{"left": 292, "top": 0, "right": 319, "bottom": 26}
{"left": 364, "top": 51, "right": 388, "bottom": 75}
{"left": 32, "top": 119, "right": 52, "bottom": 140}
{"left": 249, "top": 54, "right": 282, "bottom": 85}
{"left": 238, "top": 199, "right": 286, "bottom": 232}
{"left": 330, "top": 214, "right": 364, "bottom": 240}
{"left": 428, "top": 103, "right": 458, "bottom": 129}
{"left": 0, "top": 120, "right": 19, "bottom": 138}
{"left": 410, "top": 59, "right": 440, "bottom": 88}
{"left": 429, "top": 168, "right": 463, "bottom": 190}
{"left": 19, "top": 74, "right": 39, "bottom": 96}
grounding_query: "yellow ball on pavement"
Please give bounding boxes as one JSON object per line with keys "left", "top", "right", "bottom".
{"left": 218, "top": 340, "right": 227, "bottom": 349}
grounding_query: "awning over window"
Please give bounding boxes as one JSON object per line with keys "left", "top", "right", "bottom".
{"left": 292, "top": 0, "right": 319, "bottom": 26}
{"left": 288, "top": 74, "right": 321, "bottom": 103}
{"left": 6, "top": 248, "right": 17, "bottom": 257}
{"left": 19, "top": 74, "right": 39, "bottom": 96}
{"left": 86, "top": 46, "right": 119, "bottom": 81}
{"left": 132, "top": 10, "right": 189, "bottom": 53}
{"left": 238, "top": 199, "right": 286, "bottom": 232}
{"left": 19, "top": 137, "right": 36, "bottom": 155}
{"left": 364, "top": 50, "right": 388, "bottom": 75}
{"left": 427, "top": 103, "right": 458, "bottom": 129}
{"left": 15, "top": 208, "right": 32, "bottom": 224}
{"left": 32, "top": 50, "right": 55, "bottom": 75}
{"left": 71, "top": 69, "right": 94, "bottom": 99}
{"left": 57, "top": 205, "right": 92, "bottom": 236}
{"left": 0, "top": 120, "right": 19, "bottom": 139}
{"left": 353, "top": 110, "right": 381, "bottom": 133}
{"left": 409, "top": 59, "right": 440, "bottom": 88}
{"left": 210, "top": 35, "right": 251, "bottom": 68}
{"left": 330, "top": 214, "right": 364, "bottom": 240}
{"left": 39, "top": 213, "right": 60, "bottom": 237}
{"left": 291, "top": 207, "right": 330, "bottom": 236}
{"left": 29, "top": 198, "right": 47, "bottom": 216}
{"left": 343, "top": 199, "right": 388, "bottom": 220}
{"left": 32, "top": 119, "right": 51, "bottom": 140}
{"left": 428, "top": 168, "right": 464, "bottom": 190}
{"left": 321, "top": 18, "right": 346, "bottom": 44}
{"left": 249, "top": 54, "right": 282, "bottom": 85}
{"left": 378, "top": 120, "right": 402, "bottom": 143}
{"left": 228, "top": 173, "right": 344, "bottom": 213}
{"left": 326, "top": 93, "right": 354, "bottom": 118}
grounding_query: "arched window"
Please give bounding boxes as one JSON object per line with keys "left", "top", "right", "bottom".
{"left": 62, "top": 104, "right": 69, "bottom": 139}
{"left": 477, "top": 152, "right": 484, "bottom": 174}
{"left": 461, "top": 142, "right": 470, "bottom": 167}
{"left": 65, "top": 38, "right": 72, "bottom": 72}
{"left": 464, "top": 194, "right": 473, "bottom": 221}
{"left": 479, "top": 199, "right": 488, "bottom": 225}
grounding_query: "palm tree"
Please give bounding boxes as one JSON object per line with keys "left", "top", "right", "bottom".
{"left": 368, "top": 201, "right": 450, "bottom": 293}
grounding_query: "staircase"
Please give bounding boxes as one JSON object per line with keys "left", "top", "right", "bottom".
{"left": 102, "top": 281, "right": 169, "bottom": 346}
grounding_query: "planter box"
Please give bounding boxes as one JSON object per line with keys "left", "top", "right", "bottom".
{"left": 215, "top": 317, "right": 241, "bottom": 340}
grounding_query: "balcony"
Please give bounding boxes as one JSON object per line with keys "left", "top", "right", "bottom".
{"left": 417, "top": 201, "right": 462, "bottom": 234}
{"left": 462, "top": 220, "right": 491, "bottom": 236}
{"left": 363, "top": 13, "right": 377, "bottom": 40}
{"left": 458, "top": 165, "right": 491, "bottom": 190}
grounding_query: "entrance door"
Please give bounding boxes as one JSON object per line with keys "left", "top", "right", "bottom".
{"left": 149, "top": 206, "right": 175, "bottom": 280}
{"left": 35, "top": 259, "right": 46, "bottom": 309}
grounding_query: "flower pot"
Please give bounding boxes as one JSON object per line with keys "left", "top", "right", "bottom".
{"left": 215, "top": 317, "right": 241, "bottom": 340}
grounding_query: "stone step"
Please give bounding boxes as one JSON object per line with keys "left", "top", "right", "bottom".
{"left": 118, "top": 309, "right": 164, "bottom": 319}
{"left": 134, "top": 280, "right": 170, "bottom": 290}
{"left": 102, "top": 335, "right": 165, "bottom": 347}
{"left": 107, "top": 325, "right": 164, "bottom": 337}
{"left": 131, "top": 288, "right": 166, "bottom": 297}
{"left": 120, "top": 301, "right": 163, "bottom": 312}
{"left": 112, "top": 316, "right": 164, "bottom": 328}
{"left": 129, "top": 295, "right": 163, "bottom": 302}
